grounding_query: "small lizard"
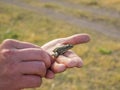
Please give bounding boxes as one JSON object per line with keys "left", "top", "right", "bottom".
{"left": 52, "top": 44, "right": 73, "bottom": 58}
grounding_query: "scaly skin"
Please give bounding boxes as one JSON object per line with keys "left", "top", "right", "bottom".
{"left": 53, "top": 44, "right": 73, "bottom": 57}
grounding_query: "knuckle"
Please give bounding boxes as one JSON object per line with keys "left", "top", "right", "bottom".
{"left": 37, "top": 62, "right": 44, "bottom": 70}
{"left": 73, "top": 57, "right": 83, "bottom": 68}
{"left": 32, "top": 78, "right": 42, "bottom": 87}
{"left": 38, "top": 50, "right": 51, "bottom": 68}
{"left": 67, "top": 59, "right": 77, "bottom": 68}
{"left": 1, "top": 49, "right": 16, "bottom": 58}
{"left": 2, "top": 39, "right": 14, "bottom": 45}
{"left": 53, "top": 64, "right": 66, "bottom": 73}
{"left": 37, "top": 62, "right": 46, "bottom": 76}
{"left": 77, "top": 59, "right": 83, "bottom": 67}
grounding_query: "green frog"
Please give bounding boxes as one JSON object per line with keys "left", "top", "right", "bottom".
{"left": 53, "top": 44, "right": 73, "bottom": 58}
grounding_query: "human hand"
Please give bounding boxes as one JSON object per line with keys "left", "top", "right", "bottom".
{"left": 41, "top": 34, "right": 90, "bottom": 79}
{"left": 0, "top": 39, "right": 51, "bottom": 90}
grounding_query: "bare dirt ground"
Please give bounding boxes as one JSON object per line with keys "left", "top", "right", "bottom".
{"left": 40, "top": 0, "right": 120, "bottom": 19}
{"left": 0, "top": 0, "right": 120, "bottom": 39}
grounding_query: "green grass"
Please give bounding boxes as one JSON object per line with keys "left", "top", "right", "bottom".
{"left": 99, "top": 47, "right": 112, "bottom": 55}
{"left": 0, "top": 2, "right": 120, "bottom": 90}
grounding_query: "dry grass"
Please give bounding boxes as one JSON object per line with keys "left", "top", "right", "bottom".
{"left": 18, "top": 0, "right": 120, "bottom": 28}
{"left": 0, "top": 1, "right": 120, "bottom": 90}
{"left": 65, "top": 0, "right": 120, "bottom": 11}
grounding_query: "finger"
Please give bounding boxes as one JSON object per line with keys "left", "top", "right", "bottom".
{"left": 19, "top": 61, "right": 46, "bottom": 77}
{"left": 64, "top": 50, "right": 83, "bottom": 68}
{"left": 57, "top": 51, "right": 83, "bottom": 68}
{"left": 45, "top": 70, "right": 55, "bottom": 79}
{"left": 57, "top": 56, "right": 78, "bottom": 68}
{"left": 41, "top": 34, "right": 90, "bottom": 50}
{"left": 15, "top": 48, "right": 51, "bottom": 68}
{"left": 51, "top": 62, "right": 66, "bottom": 73}
{"left": 19, "top": 75, "right": 42, "bottom": 89}
{"left": 62, "top": 34, "right": 90, "bottom": 45}
{"left": 2, "top": 39, "right": 40, "bottom": 49}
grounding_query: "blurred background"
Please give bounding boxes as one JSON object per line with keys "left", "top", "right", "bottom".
{"left": 0, "top": 0, "right": 120, "bottom": 90}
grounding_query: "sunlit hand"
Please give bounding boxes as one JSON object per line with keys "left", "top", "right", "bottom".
{"left": 41, "top": 34, "right": 90, "bottom": 79}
